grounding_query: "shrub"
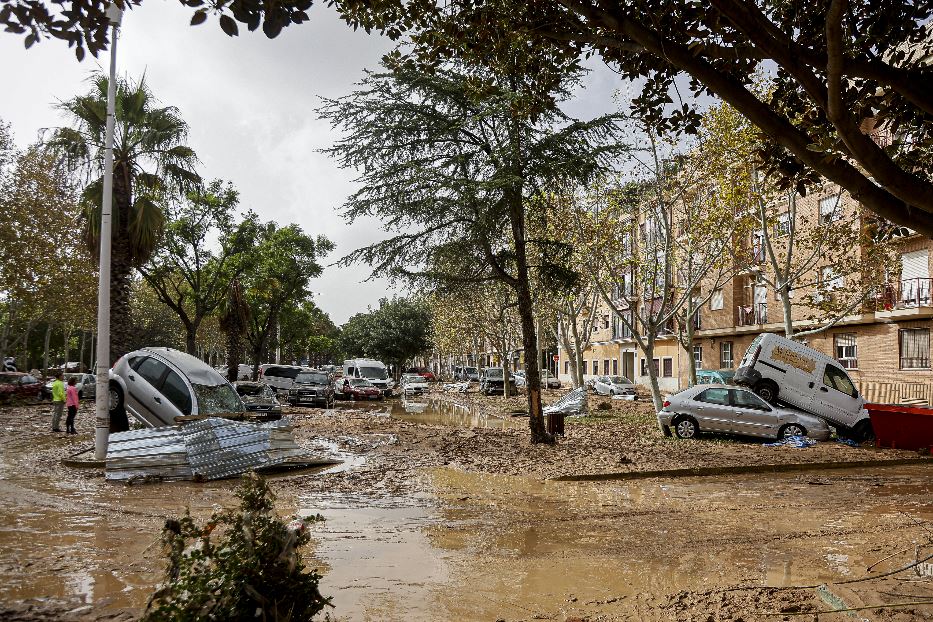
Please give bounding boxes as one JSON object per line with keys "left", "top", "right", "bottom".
{"left": 596, "top": 401, "right": 612, "bottom": 411}
{"left": 143, "top": 472, "right": 331, "bottom": 621}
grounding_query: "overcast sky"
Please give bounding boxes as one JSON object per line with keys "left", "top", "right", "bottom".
{"left": 1, "top": 1, "right": 622, "bottom": 324}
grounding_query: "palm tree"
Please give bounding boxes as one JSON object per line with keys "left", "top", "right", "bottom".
{"left": 51, "top": 73, "right": 200, "bottom": 360}
{"left": 218, "top": 279, "right": 250, "bottom": 382}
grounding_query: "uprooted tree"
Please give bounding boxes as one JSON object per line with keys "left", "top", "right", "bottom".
{"left": 319, "top": 58, "right": 626, "bottom": 443}
{"left": 8, "top": 1, "right": 932, "bottom": 236}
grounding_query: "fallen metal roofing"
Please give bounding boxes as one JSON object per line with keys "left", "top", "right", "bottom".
{"left": 105, "top": 417, "right": 326, "bottom": 482}
{"left": 544, "top": 387, "right": 589, "bottom": 416}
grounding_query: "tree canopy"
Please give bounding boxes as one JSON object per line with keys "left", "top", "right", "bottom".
{"left": 11, "top": 0, "right": 931, "bottom": 236}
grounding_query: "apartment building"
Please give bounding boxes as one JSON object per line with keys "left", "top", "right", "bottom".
{"left": 558, "top": 186, "right": 933, "bottom": 404}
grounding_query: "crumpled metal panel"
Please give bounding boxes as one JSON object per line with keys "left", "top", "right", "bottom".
{"left": 105, "top": 417, "right": 306, "bottom": 481}
{"left": 544, "top": 387, "right": 588, "bottom": 416}
{"left": 180, "top": 418, "right": 305, "bottom": 481}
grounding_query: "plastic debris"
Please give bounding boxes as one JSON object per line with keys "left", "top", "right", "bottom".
{"left": 762, "top": 434, "right": 817, "bottom": 448}
{"left": 546, "top": 387, "right": 589, "bottom": 417}
{"left": 835, "top": 437, "right": 861, "bottom": 447}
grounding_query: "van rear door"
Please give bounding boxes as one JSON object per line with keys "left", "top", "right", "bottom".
{"left": 814, "top": 363, "right": 863, "bottom": 428}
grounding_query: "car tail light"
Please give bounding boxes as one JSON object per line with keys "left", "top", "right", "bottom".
{"left": 662, "top": 400, "right": 670, "bottom": 408}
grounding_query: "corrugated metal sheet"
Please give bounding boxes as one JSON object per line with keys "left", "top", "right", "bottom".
{"left": 544, "top": 387, "right": 588, "bottom": 416}
{"left": 105, "top": 417, "right": 309, "bottom": 482}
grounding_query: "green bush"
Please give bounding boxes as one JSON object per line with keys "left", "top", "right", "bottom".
{"left": 143, "top": 472, "right": 331, "bottom": 621}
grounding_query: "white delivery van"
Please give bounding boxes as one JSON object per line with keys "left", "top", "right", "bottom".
{"left": 343, "top": 359, "right": 392, "bottom": 396}
{"left": 258, "top": 364, "right": 313, "bottom": 393}
{"left": 735, "top": 333, "right": 871, "bottom": 439}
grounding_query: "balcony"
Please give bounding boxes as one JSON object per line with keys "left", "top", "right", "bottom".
{"left": 738, "top": 303, "right": 769, "bottom": 326}
{"left": 876, "top": 278, "right": 933, "bottom": 318}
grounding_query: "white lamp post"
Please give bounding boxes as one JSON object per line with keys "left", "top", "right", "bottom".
{"left": 94, "top": 3, "right": 123, "bottom": 461}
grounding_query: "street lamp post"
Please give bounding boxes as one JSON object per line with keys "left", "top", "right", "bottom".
{"left": 94, "top": 3, "right": 123, "bottom": 461}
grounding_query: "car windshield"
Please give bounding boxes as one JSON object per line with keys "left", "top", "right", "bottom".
{"left": 193, "top": 383, "right": 243, "bottom": 414}
{"left": 465, "top": 367, "right": 477, "bottom": 374}
{"left": 350, "top": 379, "right": 372, "bottom": 387}
{"left": 402, "top": 375, "right": 422, "bottom": 382}
{"left": 359, "top": 366, "right": 387, "bottom": 380}
{"left": 235, "top": 384, "right": 265, "bottom": 396}
{"left": 296, "top": 372, "right": 330, "bottom": 385}
{"left": 610, "top": 376, "right": 632, "bottom": 384}
{"left": 0, "top": 374, "right": 20, "bottom": 384}
{"left": 64, "top": 373, "right": 83, "bottom": 382}
{"left": 485, "top": 368, "right": 503, "bottom": 379}
{"left": 718, "top": 371, "right": 736, "bottom": 381}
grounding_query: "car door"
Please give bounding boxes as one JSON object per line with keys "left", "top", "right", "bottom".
{"left": 83, "top": 374, "right": 96, "bottom": 398}
{"left": 159, "top": 368, "right": 193, "bottom": 418}
{"left": 690, "top": 387, "right": 733, "bottom": 432}
{"left": 729, "top": 389, "right": 777, "bottom": 437}
{"left": 126, "top": 356, "right": 171, "bottom": 425}
{"left": 814, "top": 363, "right": 863, "bottom": 428}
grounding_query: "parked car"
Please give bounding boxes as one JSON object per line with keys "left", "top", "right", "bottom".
{"left": 735, "top": 333, "right": 870, "bottom": 440}
{"left": 407, "top": 367, "right": 437, "bottom": 382}
{"left": 694, "top": 369, "right": 736, "bottom": 385}
{"left": 287, "top": 371, "right": 335, "bottom": 408}
{"left": 258, "top": 364, "right": 313, "bottom": 393}
{"left": 339, "top": 377, "right": 382, "bottom": 400}
{"left": 541, "top": 370, "right": 562, "bottom": 389}
{"left": 513, "top": 370, "right": 527, "bottom": 387}
{"left": 0, "top": 372, "right": 42, "bottom": 402}
{"left": 657, "top": 384, "right": 831, "bottom": 441}
{"left": 233, "top": 381, "right": 283, "bottom": 419}
{"left": 454, "top": 366, "right": 480, "bottom": 382}
{"left": 109, "top": 347, "right": 245, "bottom": 427}
{"left": 401, "top": 373, "right": 430, "bottom": 395}
{"left": 592, "top": 375, "right": 637, "bottom": 397}
{"left": 480, "top": 367, "right": 517, "bottom": 395}
{"left": 343, "top": 358, "right": 393, "bottom": 396}
{"left": 42, "top": 373, "right": 97, "bottom": 400}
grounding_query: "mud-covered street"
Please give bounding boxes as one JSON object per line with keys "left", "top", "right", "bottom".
{"left": 1, "top": 393, "right": 932, "bottom": 621}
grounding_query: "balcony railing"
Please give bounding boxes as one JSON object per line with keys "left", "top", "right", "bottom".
{"left": 738, "top": 303, "right": 768, "bottom": 326}
{"left": 876, "top": 278, "right": 933, "bottom": 311}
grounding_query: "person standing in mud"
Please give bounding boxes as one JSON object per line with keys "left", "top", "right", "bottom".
{"left": 50, "top": 371, "right": 65, "bottom": 432}
{"left": 65, "top": 376, "right": 80, "bottom": 435}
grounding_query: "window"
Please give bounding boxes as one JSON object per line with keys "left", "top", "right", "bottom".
{"left": 136, "top": 357, "right": 169, "bottom": 387}
{"left": 900, "top": 328, "right": 931, "bottom": 369}
{"left": 752, "top": 231, "right": 765, "bottom": 262}
{"left": 695, "top": 388, "right": 730, "bottom": 405}
{"left": 710, "top": 289, "right": 724, "bottom": 311}
{"left": 834, "top": 333, "right": 858, "bottom": 369}
{"left": 662, "top": 358, "right": 673, "bottom": 377}
{"left": 822, "top": 364, "right": 858, "bottom": 398}
{"left": 652, "top": 358, "right": 660, "bottom": 376}
{"left": 731, "top": 389, "right": 770, "bottom": 411}
{"left": 564, "top": 361, "right": 569, "bottom": 374}
{"left": 720, "top": 342, "right": 734, "bottom": 369}
{"left": 775, "top": 212, "right": 791, "bottom": 237}
{"left": 693, "top": 346, "right": 703, "bottom": 370}
{"left": 603, "top": 359, "right": 610, "bottom": 375}
{"left": 161, "top": 370, "right": 192, "bottom": 416}
{"left": 819, "top": 196, "right": 840, "bottom": 223}
{"left": 640, "top": 358, "right": 647, "bottom": 376}
{"left": 612, "top": 359, "right": 618, "bottom": 375}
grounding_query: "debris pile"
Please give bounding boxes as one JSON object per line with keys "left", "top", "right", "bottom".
{"left": 106, "top": 417, "right": 329, "bottom": 482}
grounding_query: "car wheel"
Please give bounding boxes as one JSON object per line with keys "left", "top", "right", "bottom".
{"left": 754, "top": 381, "right": 779, "bottom": 404}
{"left": 779, "top": 423, "right": 806, "bottom": 438}
{"left": 673, "top": 416, "right": 699, "bottom": 439}
{"left": 851, "top": 419, "right": 875, "bottom": 443}
{"left": 108, "top": 384, "right": 124, "bottom": 414}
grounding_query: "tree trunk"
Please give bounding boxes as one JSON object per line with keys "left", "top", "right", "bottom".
{"left": 185, "top": 320, "right": 197, "bottom": 356}
{"left": 780, "top": 289, "right": 794, "bottom": 338}
{"left": 42, "top": 323, "right": 53, "bottom": 375}
{"left": 110, "top": 167, "right": 134, "bottom": 363}
{"left": 78, "top": 330, "right": 86, "bottom": 370}
{"left": 63, "top": 326, "right": 71, "bottom": 373}
{"left": 507, "top": 191, "right": 550, "bottom": 443}
{"left": 644, "top": 333, "right": 664, "bottom": 411}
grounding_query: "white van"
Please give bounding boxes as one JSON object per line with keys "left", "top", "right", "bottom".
{"left": 735, "top": 333, "right": 871, "bottom": 439}
{"left": 343, "top": 359, "right": 392, "bottom": 396}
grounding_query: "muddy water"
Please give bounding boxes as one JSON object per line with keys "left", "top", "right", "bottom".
{"left": 303, "top": 465, "right": 933, "bottom": 621}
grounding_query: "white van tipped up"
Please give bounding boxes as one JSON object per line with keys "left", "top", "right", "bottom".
{"left": 735, "top": 333, "right": 872, "bottom": 440}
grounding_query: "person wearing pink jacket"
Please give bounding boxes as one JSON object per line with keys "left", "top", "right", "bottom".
{"left": 65, "top": 377, "right": 80, "bottom": 435}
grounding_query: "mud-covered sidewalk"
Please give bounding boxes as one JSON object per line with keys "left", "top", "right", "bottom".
{"left": 0, "top": 397, "right": 931, "bottom": 621}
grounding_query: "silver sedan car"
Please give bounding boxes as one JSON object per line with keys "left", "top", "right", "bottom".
{"left": 656, "top": 384, "right": 831, "bottom": 441}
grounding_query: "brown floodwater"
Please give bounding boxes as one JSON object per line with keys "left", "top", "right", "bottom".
{"left": 1, "top": 420, "right": 931, "bottom": 621}
{"left": 348, "top": 396, "right": 527, "bottom": 430}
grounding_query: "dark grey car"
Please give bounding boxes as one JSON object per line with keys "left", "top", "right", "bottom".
{"left": 656, "top": 384, "right": 830, "bottom": 441}
{"left": 234, "top": 381, "right": 283, "bottom": 419}
{"left": 287, "top": 371, "right": 335, "bottom": 408}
